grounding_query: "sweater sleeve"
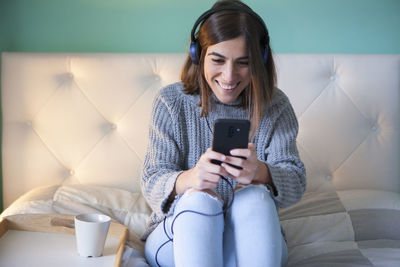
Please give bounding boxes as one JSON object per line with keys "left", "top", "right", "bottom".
{"left": 140, "top": 90, "right": 183, "bottom": 215}
{"left": 263, "top": 93, "right": 306, "bottom": 208}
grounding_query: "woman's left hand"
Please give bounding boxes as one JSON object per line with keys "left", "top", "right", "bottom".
{"left": 221, "top": 143, "right": 269, "bottom": 185}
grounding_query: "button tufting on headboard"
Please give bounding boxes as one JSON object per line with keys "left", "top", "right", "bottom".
{"left": 1, "top": 53, "right": 399, "bottom": 208}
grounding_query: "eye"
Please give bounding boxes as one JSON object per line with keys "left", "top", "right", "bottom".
{"left": 237, "top": 61, "right": 249, "bottom": 66}
{"left": 211, "top": 58, "right": 224, "bottom": 64}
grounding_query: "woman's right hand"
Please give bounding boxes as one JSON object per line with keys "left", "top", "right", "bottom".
{"left": 175, "top": 148, "right": 229, "bottom": 194}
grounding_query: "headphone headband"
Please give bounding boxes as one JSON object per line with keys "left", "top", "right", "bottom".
{"left": 190, "top": 6, "right": 270, "bottom": 65}
{"left": 191, "top": 6, "right": 269, "bottom": 44}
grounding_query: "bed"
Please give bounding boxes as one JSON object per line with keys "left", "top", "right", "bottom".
{"left": 1, "top": 53, "right": 399, "bottom": 266}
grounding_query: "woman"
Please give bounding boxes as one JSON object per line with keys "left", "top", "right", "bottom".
{"left": 141, "top": 1, "right": 306, "bottom": 266}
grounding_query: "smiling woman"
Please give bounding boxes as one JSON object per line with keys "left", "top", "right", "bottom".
{"left": 140, "top": 1, "right": 306, "bottom": 267}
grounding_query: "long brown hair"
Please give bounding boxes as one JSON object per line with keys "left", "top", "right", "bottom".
{"left": 181, "top": 0, "right": 277, "bottom": 136}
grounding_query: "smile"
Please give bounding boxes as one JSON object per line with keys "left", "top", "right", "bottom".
{"left": 217, "top": 81, "right": 240, "bottom": 90}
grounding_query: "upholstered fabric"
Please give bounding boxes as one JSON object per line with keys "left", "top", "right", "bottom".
{"left": 275, "top": 55, "right": 400, "bottom": 194}
{"left": 279, "top": 189, "right": 400, "bottom": 266}
{"left": 1, "top": 53, "right": 185, "bottom": 207}
{"left": 2, "top": 53, "right": 399, "bottom": 208}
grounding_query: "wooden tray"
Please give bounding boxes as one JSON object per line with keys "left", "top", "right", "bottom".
{"left": 0, "top": 214, "right": 128, "bottom": 267}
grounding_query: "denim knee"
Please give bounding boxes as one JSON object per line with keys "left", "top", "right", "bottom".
{"left": 231, "top": 185, "right": 276, "bottom": 215}
{"left": 175, "top": 189, "right": 223, "bottom": 215}
{"left": 234, "top": 184, "right": 272, "bottom": 201}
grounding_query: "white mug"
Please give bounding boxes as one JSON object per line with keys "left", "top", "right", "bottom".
{"left": 74, "top": 213, "right": 111, "bottom": 257}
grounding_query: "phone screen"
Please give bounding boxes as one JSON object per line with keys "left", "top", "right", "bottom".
{"left": 211, "top": 119, "right": 250, "bottom": 168}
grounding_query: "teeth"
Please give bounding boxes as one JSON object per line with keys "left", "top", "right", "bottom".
{"left": 219, "top": 82, "right": 237, "bottom": 90}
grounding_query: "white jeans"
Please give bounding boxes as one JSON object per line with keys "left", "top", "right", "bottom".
{"left": 145, "top": 185, "right": 288, "bottom": 267}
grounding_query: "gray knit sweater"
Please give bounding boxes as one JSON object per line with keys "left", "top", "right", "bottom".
{"left": 140, "top": 82, "right": 306, "bottom": 239}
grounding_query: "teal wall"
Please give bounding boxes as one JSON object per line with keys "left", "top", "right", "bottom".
{"left": 1, "top": 0, "right": 400, "bottom": 54}
{"left": 0, "top": 0, "right": 399, "bottom": 210}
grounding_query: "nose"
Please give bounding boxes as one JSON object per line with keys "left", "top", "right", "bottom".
{"left": 222, "top": 62, "right": 235, "bottom": 82}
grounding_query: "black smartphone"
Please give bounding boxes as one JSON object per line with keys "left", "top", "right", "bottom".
{"left": 211, "top": 119, "right": 250, "bottom": 169}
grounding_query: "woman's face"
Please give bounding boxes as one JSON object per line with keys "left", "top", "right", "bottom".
{"left": 204, "top": 36, "right": 250, "bottom": 104}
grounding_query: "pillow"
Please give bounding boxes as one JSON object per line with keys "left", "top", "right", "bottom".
{"left": 1, "top": 185, "right": 59, "bottom": 217}
{"left": 52, "top": 184, "right": 152, "bottom": 252}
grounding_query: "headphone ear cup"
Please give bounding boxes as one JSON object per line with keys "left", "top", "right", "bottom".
{"left": 190, "top": 41, "right": 201, "bottom": 65}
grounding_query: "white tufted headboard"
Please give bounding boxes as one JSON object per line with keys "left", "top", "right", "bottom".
{"left": 2, "top": 53, "right": 400, "bottom": 208}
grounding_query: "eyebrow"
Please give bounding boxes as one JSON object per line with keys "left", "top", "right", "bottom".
{"left": 207, "top": 52, "right": 249, "bottom": 61}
